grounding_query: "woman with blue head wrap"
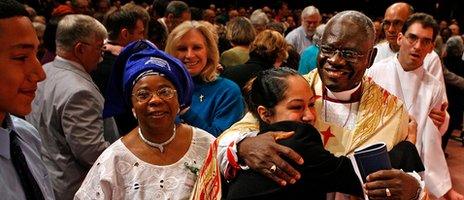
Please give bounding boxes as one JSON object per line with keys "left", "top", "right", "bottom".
{"left": 75, "top": 40, "right": 216, "bottom": 199}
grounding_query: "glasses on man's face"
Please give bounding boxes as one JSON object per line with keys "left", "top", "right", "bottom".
{"left": 132, "top": 87, "right": 177, "bottom": 103}
{"left": 382, "top": 19, "right": 404, "bottom": 29}
{"left": 318, "top": 44, "right": 366, "bottom": 63}
{"left": 79, "top": 41, "right": 104, "bottom": 52}
{"left": 303, "top": 20, "right": 320, "bottom": 26}
{"left": 404, "top": 33, "right": 433, "bottom": 47}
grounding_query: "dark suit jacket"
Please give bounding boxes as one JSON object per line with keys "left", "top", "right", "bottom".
{"left": 443, "top": 56, "right": 464, "bottom": 128}
{"left": 91, "top": 50, "right": 137, "bottom": 135}
{"left": 91, "top": 50, "right": 117, "bottom": 95}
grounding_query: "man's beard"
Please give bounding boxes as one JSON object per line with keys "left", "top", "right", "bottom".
{"left": 306, "top": 30, "right": 315, "bottom": 39}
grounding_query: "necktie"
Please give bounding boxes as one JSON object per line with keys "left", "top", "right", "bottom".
{"left": 10, "top": 130, "right": 45, "bottom": 200}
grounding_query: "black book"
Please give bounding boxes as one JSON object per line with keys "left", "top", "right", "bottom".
{"left": 353, "top": 142, "right": 392, "bottom": 183}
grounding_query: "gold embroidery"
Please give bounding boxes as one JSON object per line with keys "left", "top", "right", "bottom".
{"left": 311, "top": 72, "right": 407, "bottom": 155}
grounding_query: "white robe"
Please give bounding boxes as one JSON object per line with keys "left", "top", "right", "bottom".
{"left": 367, "top": 56, "right": 451, "bottom": 198}
{"left": 373, "top": 42, "right": 446, "bottom": 88}
{"left": 373, "top": 41, "right": 396, "bottom": 64}
{"left": 372, "top": 43, "right": 449, "bottom": 134}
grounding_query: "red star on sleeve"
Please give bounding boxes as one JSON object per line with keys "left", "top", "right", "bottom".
{"left": 320, "top": 127, "right": 335, "bottom": 147}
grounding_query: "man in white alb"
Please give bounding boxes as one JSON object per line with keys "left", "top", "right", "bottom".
{"left": 367, "top": 13, "right": 463, "bottom": 200}
{"left": 373, "top": 2, "right": 450, "bottom": 146}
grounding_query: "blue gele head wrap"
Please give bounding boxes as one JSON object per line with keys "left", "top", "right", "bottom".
{"left": 103, "top": 40, "right": 193, "bottom": 118}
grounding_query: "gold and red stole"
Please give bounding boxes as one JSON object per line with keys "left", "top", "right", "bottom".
{"left": 304, "top": 71, "right": 409, "bottom": 156}
{"left": 190, "top": 140, "right": 222, "bottom": 200}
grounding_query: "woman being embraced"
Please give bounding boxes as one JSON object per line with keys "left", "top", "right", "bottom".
{"left": 224, "top": 68, "right": 363, "bottom": 199}
{"left": 75, "top": 40, "right": 215, "bottom": 199}
{"left": 192, "top": 68, "right": 424, "bottom": 200}
{"left": 165, "top": 20, "right": 245, "bottom": 137}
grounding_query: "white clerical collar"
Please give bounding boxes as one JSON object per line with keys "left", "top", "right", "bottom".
{"left": 326, "top": 83, "right": 361, "bottom": 101}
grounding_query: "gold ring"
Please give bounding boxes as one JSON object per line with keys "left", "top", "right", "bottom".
{"left": 386, "top": 188, "right": 391, "bottom": 197}
{"left": 270, "top": 164, "right": 277, "bottom": 173}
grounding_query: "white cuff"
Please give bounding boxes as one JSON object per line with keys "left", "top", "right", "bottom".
{"left": 218, "top": 130, "right": 258, "bottom": 175}
{"left": 407, "top": 171, "right": 425, "bottom": 200}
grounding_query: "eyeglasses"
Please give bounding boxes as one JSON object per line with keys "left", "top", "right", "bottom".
{"left": 132, "top": 87, "right": 177, "bottom": 103}
{"left": 78, "top": 41, "right": 105, "bottom": 56}
{"left": 303, "top": 19, "right": 320, "bottom": 25}
{"left": 382, "top": 19, "right": 404, "bottom": 29}
{"left": 79, "top": 41, "right": 104, "bottom": 51}
{"left": 404, "top": 33, "right": 433, "bottom": 47}
{"left": 318, "top": 44, "right": 366, "bottom": 63}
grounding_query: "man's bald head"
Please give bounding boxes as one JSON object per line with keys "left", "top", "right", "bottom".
{"left": 385, "top": 2, "right": 414, "bottom": 17}
{"left": 325, "top": 10, "right": 376, "bottom": 46}
{"left": 383, "top": 2, "right": 414, "bottom": 51}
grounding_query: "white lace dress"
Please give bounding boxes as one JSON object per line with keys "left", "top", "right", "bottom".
{"left": 74, "top": 127, "right": 215, "bottom": 200}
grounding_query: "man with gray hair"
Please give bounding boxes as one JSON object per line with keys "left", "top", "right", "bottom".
{"left": 26, "top": 14, "right": 114, "bottom": 200}
{"left": 445, "top": 35, "right": 464, "bottom": 57}
{"left": 250, "top": 9, "right": 269, "bottom": 34}
{"left": 442, "top": 35, "right": 464, "bottom": 157}
{"left": 285, "top": 5, "right": 321, "bottom": 54}
{"left": 298, "top": 24, "right": 325, "bottom": 74}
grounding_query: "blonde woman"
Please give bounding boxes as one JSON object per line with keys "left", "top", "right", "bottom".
{"left": 165, "top": 20, "right": 245, "bottom": 137}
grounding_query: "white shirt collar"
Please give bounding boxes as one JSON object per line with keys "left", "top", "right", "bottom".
{"left": 326, "top": 83, "right": 361, "bottom": 101}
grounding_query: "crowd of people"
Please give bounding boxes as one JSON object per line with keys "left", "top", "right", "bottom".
{"left": 1, "top": 0, "right": 463, "bottom": 199}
